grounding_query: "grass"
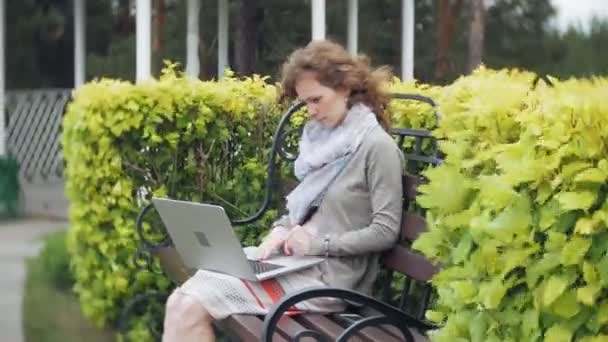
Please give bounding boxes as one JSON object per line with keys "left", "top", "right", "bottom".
{"left": 23, "top": 231, "right": 117, "bottom": 342}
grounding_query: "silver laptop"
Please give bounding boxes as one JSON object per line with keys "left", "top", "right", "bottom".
{"left": 152, "top": 197, "right": 324, "bottom": 281}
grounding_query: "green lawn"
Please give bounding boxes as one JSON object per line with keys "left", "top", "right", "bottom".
{"left": 23, "top": 234, "right": 117, "bottom": 342}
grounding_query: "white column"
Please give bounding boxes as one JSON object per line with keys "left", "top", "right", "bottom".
{"left": 186, "top": 0, "right": 201, "bottom": 78}
{"left": 136, "top": 0, "right": 152, "bottom": 82}
{"left": 311, "top": 0, "right": 325, "bottom": 40}
{"left": 401, "top": 0, "right": 415, "bottom": 80}
{"left": 347, "top": 0, "right": 358, "bottom": 54}
{"left": 217, "top": 0, "right": 229, "bottom": 78}
{"left": 0, "top": 0, "right": 5, "bottom": 156}
{"left": 74, "top": 0, "right": 86, "bottom": 87}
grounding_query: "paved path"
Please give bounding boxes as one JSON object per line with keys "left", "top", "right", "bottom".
{"left": 0, "top": 219, "right": 67, "bottom": 342}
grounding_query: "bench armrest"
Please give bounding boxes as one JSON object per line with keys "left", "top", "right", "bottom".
{"left": 261, "top": 286, "right": 436, "bottom": 342}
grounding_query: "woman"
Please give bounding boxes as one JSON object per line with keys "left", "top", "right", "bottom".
{"left": 162, "top": 40, "right": 404, "bottom": 342}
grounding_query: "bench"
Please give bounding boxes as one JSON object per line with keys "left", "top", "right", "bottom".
{"left": 121, "top": 93, "right": 443, "bottom": 341}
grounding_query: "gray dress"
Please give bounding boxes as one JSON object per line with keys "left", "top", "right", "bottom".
{"left": 177, "top": 125, "right": 404, "bottom": 319}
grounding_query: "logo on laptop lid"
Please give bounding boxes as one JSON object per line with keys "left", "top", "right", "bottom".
{"left": 194, "top": 231, "right": 211, "bottom": 247}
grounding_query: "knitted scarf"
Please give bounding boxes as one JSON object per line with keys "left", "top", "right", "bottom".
{"left": 285, "top": 103, "right": 379, "bottom": 225}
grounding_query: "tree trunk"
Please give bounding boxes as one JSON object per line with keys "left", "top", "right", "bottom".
{"left": 234, "top": 0, "right": 260, "bottom": 76}
{"left": 152, "top": 0, "right": 165, "bottom": 74}
{"left": 467, "top": 0, "right": 485, "bottom": 74}
{"left": 435, "top": 0, "right": 462, "bottom": 82}
{"left": 152, "top": 0, "right": 165, "bottom": 52}
{"left": 115, "top": 0, "right": 135, "bottom": 35}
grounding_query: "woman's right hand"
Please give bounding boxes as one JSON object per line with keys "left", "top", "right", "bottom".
{"left": 256, "top": 226, "right": 289, "bottom": 260}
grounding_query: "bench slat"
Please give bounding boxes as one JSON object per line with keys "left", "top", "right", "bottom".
{"left": 383, "top": 245, "right": 438, "bottom": 282}
{"left": 275, "top": 315, "right": 320, "bottom": 341}
{"left": 357, "top": 307, "right": 429, "bottom": 342}
{"left": 403, "top": 174, "right": 422, "bottom": 202}
{"left": 401, "top": 213, "right": 427, "bottom": 242}
{"left": 220, "top": 315, "right": 288, "bottom": 342}
{"left": 296, "top": 314, "right": 366, "bottom": 342}
{"left": 332, "top": 312, "right": 406, "bottom": 342}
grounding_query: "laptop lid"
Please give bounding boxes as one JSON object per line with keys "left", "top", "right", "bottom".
{"left": 152, "top": 198, "right": 258, "bottom": 280}
{"left": 152, "top": 197, "right": 324, "bottom": 281}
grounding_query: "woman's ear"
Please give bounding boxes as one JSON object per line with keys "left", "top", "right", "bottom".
{"left": 337, "top": 87, "right": 350, "bottom": 98}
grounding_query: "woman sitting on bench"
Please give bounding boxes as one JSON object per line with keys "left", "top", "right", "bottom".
{"left": 162, "top": 39, "right": 405, "bottom": 342}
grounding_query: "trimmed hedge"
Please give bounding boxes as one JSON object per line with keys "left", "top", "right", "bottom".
{"left": 414, "top": 68, "right": 608, "bottom": 341}
{"left": 62, "top": 67, "right": 286, "bottom": 340}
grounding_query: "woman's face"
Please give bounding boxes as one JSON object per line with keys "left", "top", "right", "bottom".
{"left": 295, "top": 71, "right": 349, "bottom": 128}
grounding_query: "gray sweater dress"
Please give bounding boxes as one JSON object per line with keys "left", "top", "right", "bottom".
{"left": 177, "top": 125, "right": 404, "bottom": 319}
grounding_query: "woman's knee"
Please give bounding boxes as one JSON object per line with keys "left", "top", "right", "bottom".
{"left": 165, "top": 291, "right": 213, "bottom": 327}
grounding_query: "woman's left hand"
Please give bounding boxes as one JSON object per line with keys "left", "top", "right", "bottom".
{"left": 283, "top": 225, "right": 316, "bottom": 256}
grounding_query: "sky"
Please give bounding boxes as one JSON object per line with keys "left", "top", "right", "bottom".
{"left": 551, "top": 0, "right": 608, "bottom": 32}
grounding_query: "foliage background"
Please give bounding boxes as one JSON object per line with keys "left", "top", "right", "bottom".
{"left": 6, "top": 0, "right": 608, "bottom": 89}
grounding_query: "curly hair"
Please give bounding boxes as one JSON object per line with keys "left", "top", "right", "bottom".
{"left": 280, "top": 40, "right": 393, "bottom": 129}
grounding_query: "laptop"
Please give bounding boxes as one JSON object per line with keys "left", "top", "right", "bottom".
{"left": 152, "top": 197, "right": 324, "bottom": 281}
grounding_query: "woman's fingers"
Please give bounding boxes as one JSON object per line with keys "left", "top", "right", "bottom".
{"left": 283, "top": 239, "right": 292, "bottom": 255}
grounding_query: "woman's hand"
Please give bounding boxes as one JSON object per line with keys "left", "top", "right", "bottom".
{"left": 256, "top": 226, "right": 289, "bottom": 260}
{"left": 283, "top": 225, "right": 317, "bottom": 256}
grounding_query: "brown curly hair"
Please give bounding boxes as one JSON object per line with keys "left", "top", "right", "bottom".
{"left": 280, "top": 40, "right": 393, "bottom": 129}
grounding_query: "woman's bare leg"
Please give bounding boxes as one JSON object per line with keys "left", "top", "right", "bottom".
{"left": 162, "top": 290, "right": 216, "bottom": 342}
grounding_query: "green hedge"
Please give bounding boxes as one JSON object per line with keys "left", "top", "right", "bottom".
{"left": 414, "top": 68, "right": 608, "bottom": 341}
{"left": 62, "top": 67, "right": 287, "bottom": 340}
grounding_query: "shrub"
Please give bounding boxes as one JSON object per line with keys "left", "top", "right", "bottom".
{"left": 39, "top": 231, "right": 74, "bottom": 291}
{"left": 62, "top": 66, "right": 284, "bottom": 339}
{"left": 414, "top": 68, "right": 608, "bottom": 341}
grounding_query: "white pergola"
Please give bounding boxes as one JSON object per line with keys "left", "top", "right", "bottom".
{"left": 0, "top": 0, "right": 415, "bottom": 156}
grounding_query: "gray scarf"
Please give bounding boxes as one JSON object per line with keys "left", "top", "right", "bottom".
{"left": 285, "top": 103, "right": 379, "bottom": 225}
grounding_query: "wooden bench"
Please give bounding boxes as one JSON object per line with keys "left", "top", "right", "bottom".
{"left": 121, "top": 93, "right": 442, "bottom": 341}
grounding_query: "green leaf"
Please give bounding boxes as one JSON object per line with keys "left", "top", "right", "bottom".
{"left": 582, "top": 262, "right": 598, "bottom": 284}
{"left": 577, "top": 284, "right": 601, "bottom": 306}
{"left": 450, "top": 280, "right": 478, "bottom": 303}
{"left": 539, "top": 199, "right": 563, "bottom": 230}
{"left": 469, "top": 312, "right": 488, "bottom": 342}
{"left": 574, "top": 168, "right": 607, "bottom": 184}
{"left": 476, "top": 175, "right": 518, "bottom": 210}
{"left": 543, "top": 275, "right": 568, "bottom": 306}
{"left": 526, "top": 253, "right": 561, "bottom": 287}
{"left": 451, "top": 233, "right": 473, "bottom": 263}
{"left": 574, "top": 217, "right": 601, "bottom": 235}
{"left": 521, "top": 309, "right": 541, "bottom": 341}
{"left": 597, "top": 301, "right": 608, "bottom": 325}
{"left": 550, "top": 290, "right": 580, "bottom": 318}
{"left": 418, "top": 166, "right": 474, "bottom": 213}
{"left": 598, "top": 256, "right": 608, "bottom": 286}
{"left": 478, "top": 278, "right": 508, "bottom": 309}
{"left": 560, "top": 237, "right": 591, "bottom": 265}
{"left": 472, "top": 196, "right": 532, "bottom": 243}
{"left": 556, "top": 191, "right": 597, "bottom": 211}
{"left": 493, "top": 140, "right": 548, "bottom": 185}
{"left": 544, "top": 324, "right": 573, "bottom": 342}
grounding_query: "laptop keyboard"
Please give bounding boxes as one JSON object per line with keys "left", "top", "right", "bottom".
{"left": 248, "top": 259, "right": 284, "bottom": 274}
